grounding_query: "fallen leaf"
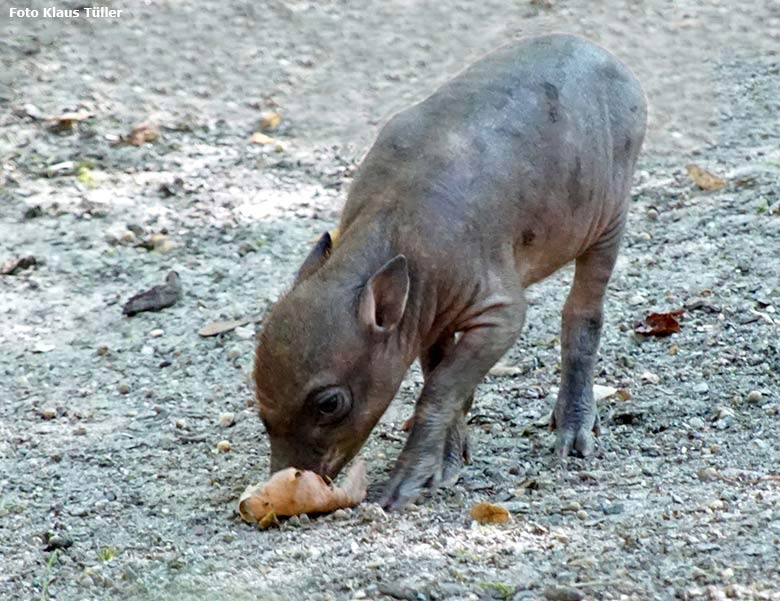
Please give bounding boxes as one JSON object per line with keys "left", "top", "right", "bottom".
{"left": 259, "top": 111, "right": 282, "bottom": 131}
{"left": 634, "top": 309, "right": 684, "bottom": 337}
{"left": 250, "top": 132, "right": 276, "bottom": 145}
{"left": 46, "top": 110, "right": 93, "bottom": 128}
{"left": 593, "top": 384, "right": 618, "bottom": 402}
{"left": 400, "top": 416, "right": 414, "bottom": 432}
{"left": 1, "top": 256, "right": 37, "bottom": 275}
{"left": 126, "top": 121, "right": 160, "bottom": 146}
{"left": 122, "top": 271, "right": 182, "bottom": 317}
{"left": 686, "top": 164, "right": 727, "bottom": 191}
{"left": 470, "top": 501, "right": 510, "bottom": 524}
{"left": 615, "top": 388, "right": 633, "bottom": 401}
{"left": 198, "top": 316, "right": 261, "bottom": 337}
{"left": 238, "top": 459, "right": 367, "bottom": 525}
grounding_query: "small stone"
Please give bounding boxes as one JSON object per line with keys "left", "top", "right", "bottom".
{"left": 746, "top": 390, "right": 763, "bottom": 403}
{"left": 149, "top": 329, "right": 164, "bottom": 338}
{"left": 287, "top": 515, "right": 301, "bottom": 527}
{"left": 238, "top": 243, "right": 256, "bottom": 256}
{"left": 118, "top": 383, "right": 130, "bottom": 395}
{"left": 45, "top": 534, "right": 74, "bottom": 551}
{"left": 641, "top": 371, "right": 660, "bottom": 384}
{"left": 96, "top": 345, "right": 109, "bottom": 356}
{"left": 33, "top": 342, "right": 55, "bottom": 354}
{"left": 561, "top": 501, "right": 581, "bottom": 512}
{"left": 637, "top": 231, "right": 652, "bottom": 241}
{"left": 689, "top": 417, "right": 705, "bottom": 429}
{"left": 228, "top": 349, "right": 241, "bottom": 361}
{"left": 119, "top": 230, "right": 137, "bottom": 244}
{"left": 299, "top": 513, "right": 310, "bottom": 525}
{"left": 73, "top": 426, "right": 87, "bottom": 436}
{"left": 141, "top": 346, "right": 154, "bottom": 356}
{"left": 698, "top": 467, "right": 719, "bottom": 481}
{"left": 216, "top": 440, "right": 231, "bottom": 452}
{"left": 332, "top": 508, "right": 351, "bottom": 520}
{"left": 544, "top": 585, "right": 584, "bottom": 601}
{"left": 668, "top": 344, "right": 679, "bottom": 356}
{"left": 234, "top": 326, "right": 254, "bottom": 340}
{"left": 175, "top": 418, "right": 187, "bottom": 430}
{"left": 40, "top": 407, "right": 57, "bottom": 420}
{"left": 721, "top": 567, "right": 734, "bottom": 580}
{"left": 576, "top": 509, "right": 588, "bottom": 520}
{"left": 218, "top": 412, "right": 235, "bottom": 428}
{"left": 646, "top": 207, "right": 660, "bottom": 220}
{"left": 602, "top": 502, "right": 624, "bottom": 515}
{"left": 359, "top": 503, "right": 387, "bottom": 522}
{"left": 693, "top": 382, "right": 709, "bottom": 394}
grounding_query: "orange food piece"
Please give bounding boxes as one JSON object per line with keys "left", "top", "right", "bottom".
{"left": 238, "top": 460, "right": 367, "bottom": 525}
{"left": 470, "top": 501, "right": 511, "bottom": 524}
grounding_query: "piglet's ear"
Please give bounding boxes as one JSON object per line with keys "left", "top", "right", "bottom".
{"left": 359, "top": 255, "right": 409, "bottom": 333}
{"left": 295, "top": 231, "right": 332, "bottom": 284}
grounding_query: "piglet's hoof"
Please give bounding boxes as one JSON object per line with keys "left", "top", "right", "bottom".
{"left": 550, "top": 412, "right": 600, "bottom": 458}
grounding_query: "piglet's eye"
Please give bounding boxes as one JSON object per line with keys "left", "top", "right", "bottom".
{"left": 312, "top": 387, "right": 351, "bottom": 424}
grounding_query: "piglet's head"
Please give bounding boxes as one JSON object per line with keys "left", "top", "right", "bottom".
{"left": 253, "top": 232, "right": 410, "bottom": 480}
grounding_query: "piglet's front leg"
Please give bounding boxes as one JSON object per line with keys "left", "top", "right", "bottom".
{"left": 380, "top": 294, "right": 525, "bottom": 511}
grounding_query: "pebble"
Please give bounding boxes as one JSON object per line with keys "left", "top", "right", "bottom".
{"left": 641, "top": 371, "right": 660, "bottom": 384}
{"left": 698, "top": 467, "right": 719, "bottom": 481}
{"left": 646, "top": 207, "right": 660, "bottom": 220}
{"left": 96, "top": 345, "right": 110, "bottom": 356}
{"left": 359, "top": 503, "right": 387, "bottom": 522}
{"left": 149, "top": 329, "right": 164, "bottom": 338}
{"left": 175, "top": 418, "right": 187, "bottom": 430}
{"left": 746, "top": 390, "right": 763, "bottom": 403}
{"left": 332, "top": 508, "right": 351, "bottom": 520}
{"left": 637, "top": 231, "right": 652, "bottom": 241}
{"left": 561, "top": 501, "right": 581, "bottom": 512}
{"left": 234, "top": 326, "right": 254, "bottom": 340}
{"left": 218, "top": 412, "right": 235, "bottom": 428}
{"left": 141, "top": 346, "right": 154, "bottom": 356}
{"left": 216, "top": 440, "right": 231, "bottom": 452}
{"left": 693, "top": 382, "right": 709, "bottom": 394}
{"left": 544, "top": 585, "right": 584, "bottom": 601}
{"left": 576, "top": 509, "right": 588, "bottom": 520}
{"left": 40, "top": 407, "right": 57, "bottom": 420}
{"left": 118, "top": 383, "right": 130, "bottom": 395}
{"left": 689, "top": 417, "right": 705, "bottom": 429}
{"left": 602, "top": 502, "right": 625, "bottom": 515}
{"left": 45, "top": 534, "right": 74, "bottom": 551}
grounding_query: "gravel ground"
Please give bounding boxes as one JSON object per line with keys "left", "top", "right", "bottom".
{"left": 1, "top": 1, "right": 779, "bottom": 600}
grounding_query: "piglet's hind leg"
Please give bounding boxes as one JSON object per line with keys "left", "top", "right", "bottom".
{"left": 551, "top": 228, "right": 623, "bottom": 458}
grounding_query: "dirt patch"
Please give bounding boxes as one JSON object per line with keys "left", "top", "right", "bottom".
{"left": 1, "top": 1, "right": 779, "bottom": 600}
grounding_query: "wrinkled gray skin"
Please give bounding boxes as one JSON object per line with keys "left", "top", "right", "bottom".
{"left": 254, "top": 33, "right": 647, "bottom": 510}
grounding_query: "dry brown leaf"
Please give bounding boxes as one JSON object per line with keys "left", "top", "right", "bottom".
{"left": 686, "top": 164, "right": 727, "bottom": 191}
{"left": 199, "top": 319, "right": 249, "bottom": 337}
{"left": 250, "top": 132, "right": 276, "bottom": 145}
{"left": 615, "top": 388, "right": 633, "bottom": 401}
{"left": 470, "top": 501, "right": 510, "bottom": 524}
{"left": 635, "top": 309, "right": 684, "bottom": 336}
{"left": 259, "top": 111, "right": 282, "bottom": 131}
{"left": 593, "top": 384, "right": 618, "bottom": 402}
{"left": 46, "top": 110, "right": 93, "bottom": 127}
{"left": 238, "top": 459, "right": 367, "bottom": 524}
{"left": 400, "top": 416, "right": 414, "bottom": 432}
{"left": 1, "top": 256, "right": 37, "bottom": 275}
{"left": 127, "top": 122, "right": 160, "bottom": 146}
